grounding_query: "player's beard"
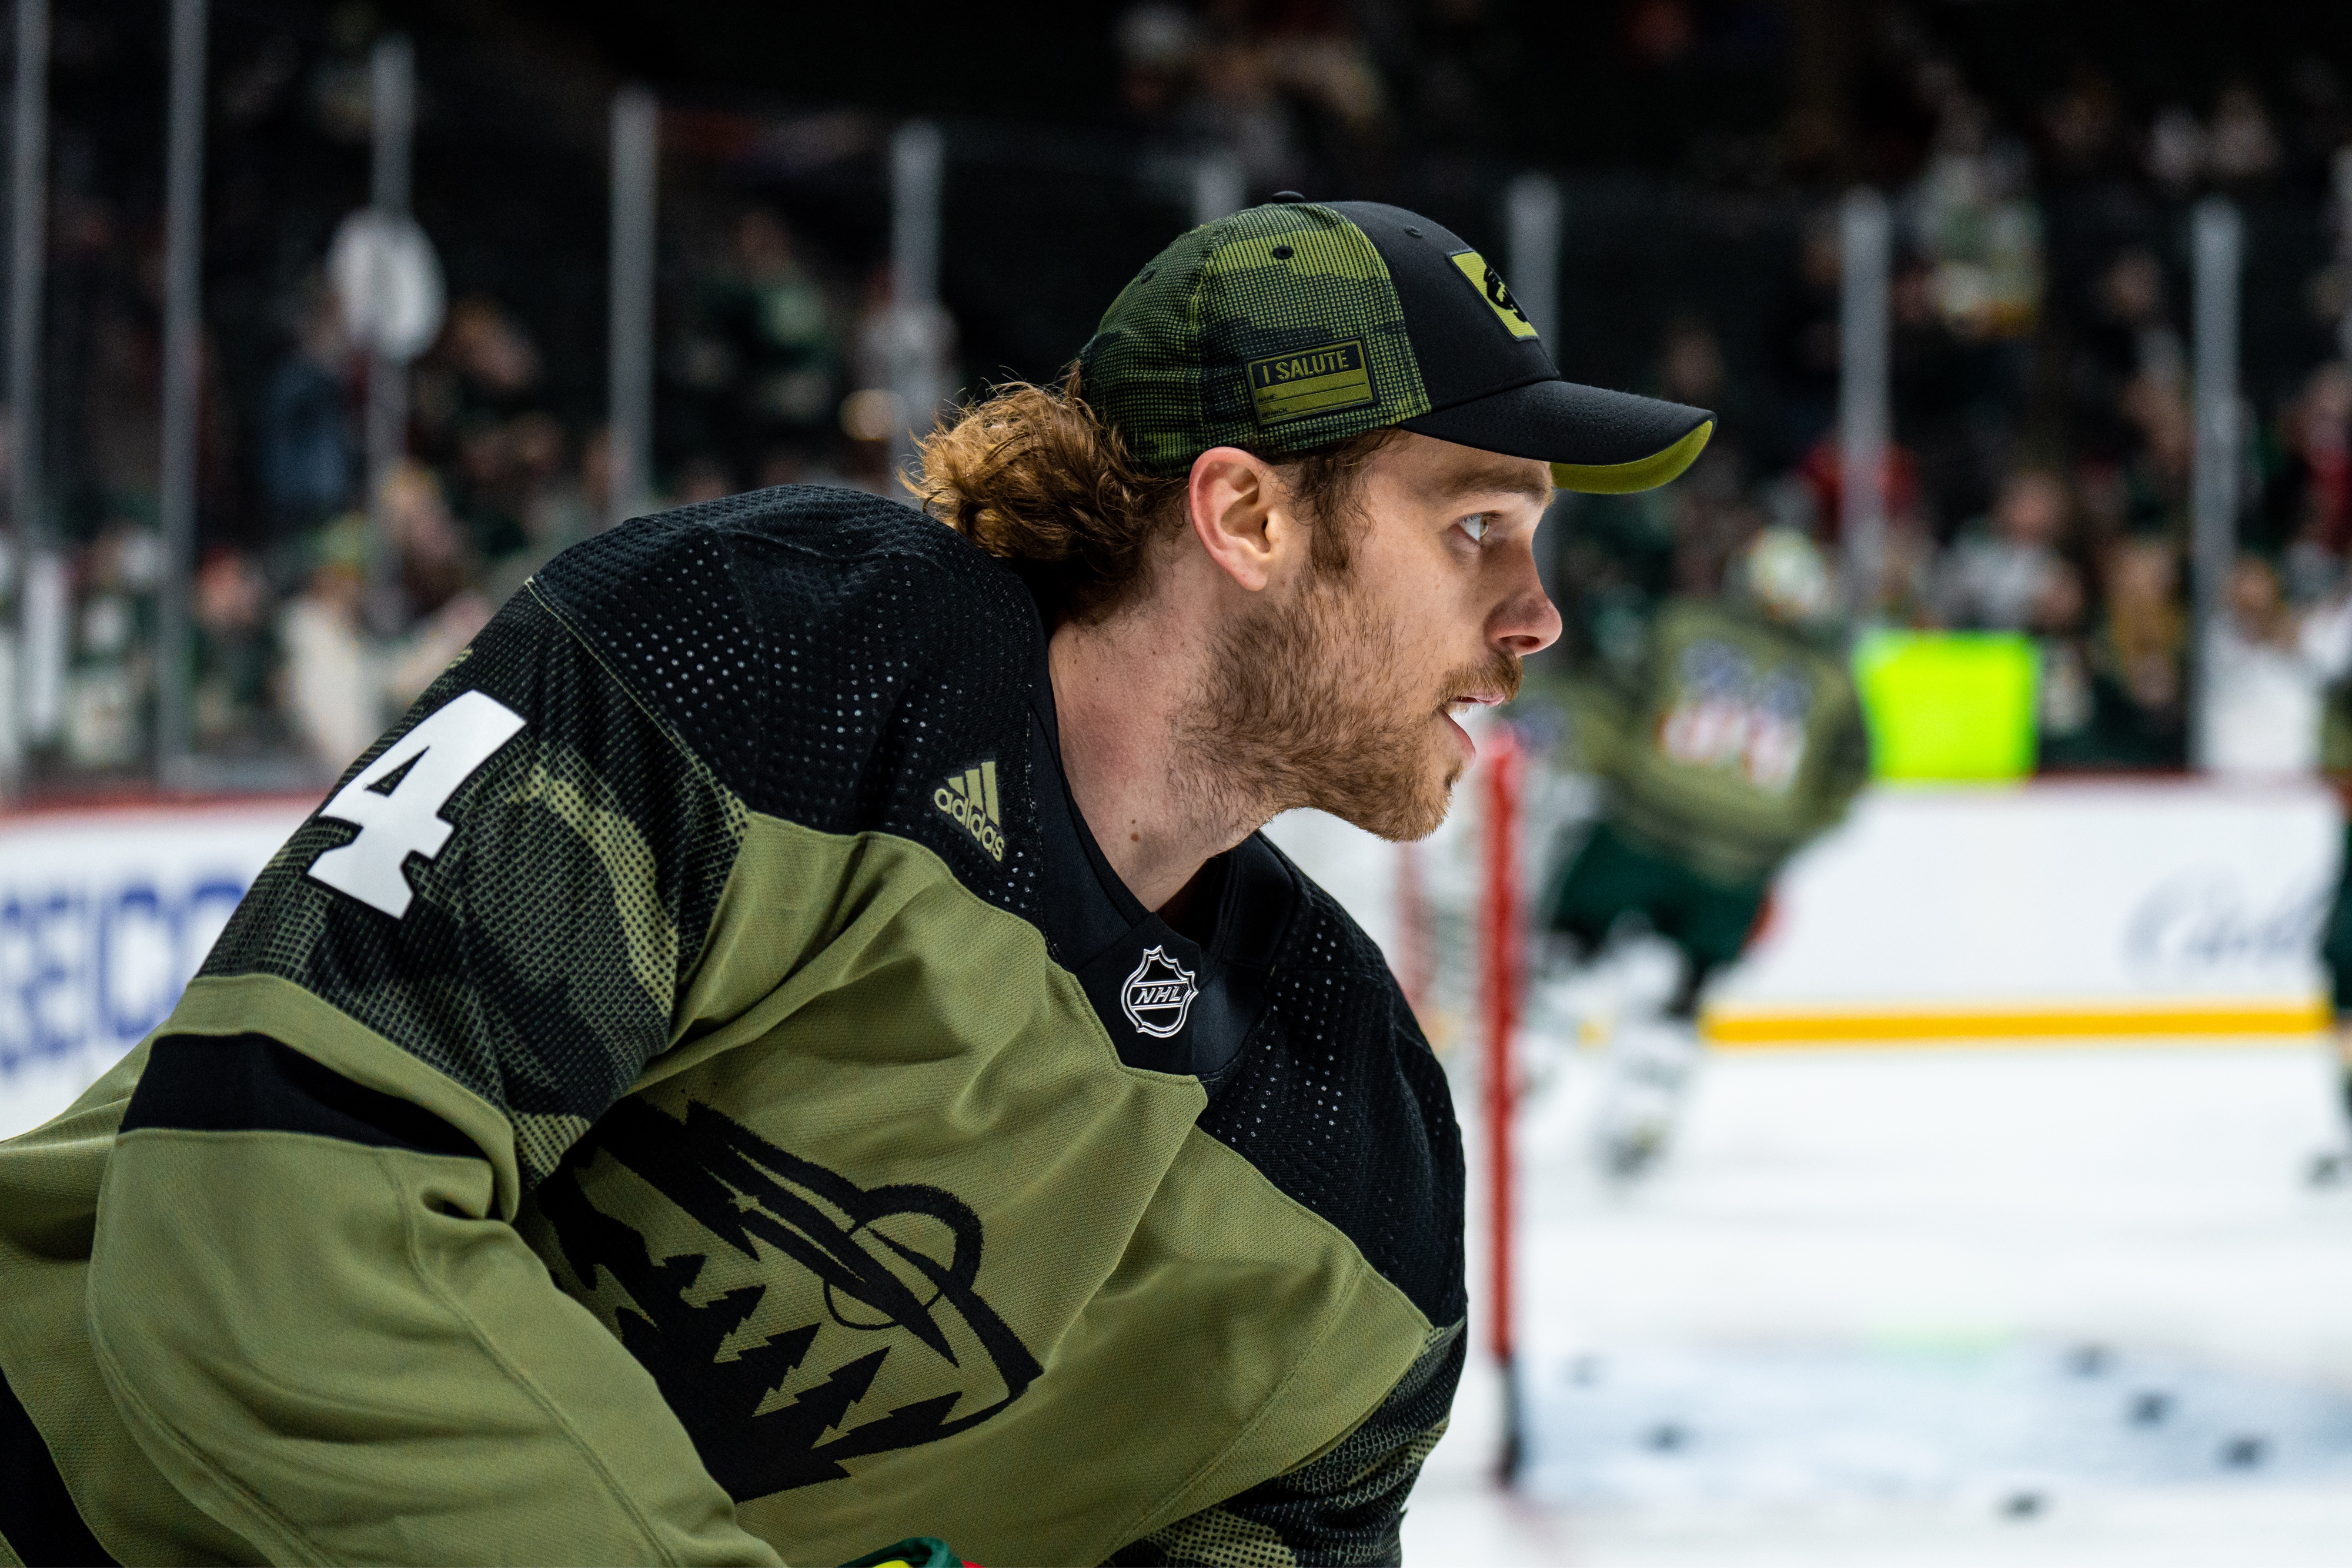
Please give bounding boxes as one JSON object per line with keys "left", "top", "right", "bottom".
{"left": 1180, "top": 568, "right": 1521, "bottom": 843}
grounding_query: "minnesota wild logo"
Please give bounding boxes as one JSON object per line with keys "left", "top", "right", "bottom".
{"left": 1121, "top": 945, "right": 1200, "bottom": 1039}
{"left": 533, "top": 1099, "right": 1042, "bottom": 1499}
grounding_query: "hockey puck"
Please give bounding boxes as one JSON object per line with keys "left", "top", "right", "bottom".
{"left": 2128, "top": 1391, "right": 2172, "bottom": 1426}
{"left": 1645, "top": 1423, "right": 1687, "bottom": 1452}
{"left": 2220, "top": 1435, "right": 2268, "bottom": 1469}
{"left": 2001, "top": 1490, "right": 2046, "bottom": 1519}
{"left": 2067, "top": 1345, "right": 2111, "bottom": 1377}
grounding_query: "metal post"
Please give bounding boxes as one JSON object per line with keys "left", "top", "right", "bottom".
{"left": 154, "top": 0, "right": 207, "bottom": 784}
{"left": 888, "top": 120, "right": 943, "bottom": 489}
{"left": 2191, "top": 196, "right": 2243, "bottom": 770}
{"left": 606, "top": 87, "right": 656, "bottom": 530}
{"left": 1504, "top": 172, "right": 1562, "bottom": 346}
{"left": 2336, "top": 147, "right": 2352, "bottom": 365}
{"left": 1190, "top": 152, "right": 1243, "bottom": 229}
{"left": 364, "top": 35, "right": 412, "bottom": 628}
{"left": 10, "top": 0, "right": 52, "bottom": 750}
{"left": 1838, "top": 187, "right": 1890, "bottom": 621}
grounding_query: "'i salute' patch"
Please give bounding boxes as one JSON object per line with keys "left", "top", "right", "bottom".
{"left": 1247, "top": 339, "right": 1377, "bottom": 424}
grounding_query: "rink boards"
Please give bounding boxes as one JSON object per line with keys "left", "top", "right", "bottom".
{"left": 1265, "top": 774, "right": 2340, "bottom": 1050}
{"left": 0, "top": 777, "right": 2339, "bottom": 1139}
{"left": 1701, "top": 779, "right": 2336, "bottom": 1047}
{"left": 0, "top": 794, "right": 313, "bottom": 1136}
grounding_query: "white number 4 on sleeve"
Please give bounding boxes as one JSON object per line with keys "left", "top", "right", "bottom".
{"left": 307, "top": 690, "right": 529, "bottom": 918}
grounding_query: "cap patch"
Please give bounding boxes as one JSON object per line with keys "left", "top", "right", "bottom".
{"left": 1448, "top": 249, "right": 1539, "bottom": 340}
{"left": 1247, "top": 339, "right": 1378, "bottom": 424}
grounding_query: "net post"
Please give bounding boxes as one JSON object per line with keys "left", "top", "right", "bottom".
{"left": 1479, "top": 720, "right": 1525, "bottom": 1482}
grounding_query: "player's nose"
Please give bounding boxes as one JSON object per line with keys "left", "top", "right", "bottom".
{"left": 1490, "top": 548, "right": 1562, "bottom": 657}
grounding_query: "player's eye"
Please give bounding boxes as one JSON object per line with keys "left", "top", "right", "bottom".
{"left": 1455, "top": 513, "right": 1494, "bottom": 544}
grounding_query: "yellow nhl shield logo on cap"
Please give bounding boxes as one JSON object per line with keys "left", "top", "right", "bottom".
{"left": 1449, "top": 249, "right": 1539, "bottom": 339}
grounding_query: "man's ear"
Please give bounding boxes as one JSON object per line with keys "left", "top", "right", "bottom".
{"left": 1187, "top": 446, "right": 1294, "bottom": 592}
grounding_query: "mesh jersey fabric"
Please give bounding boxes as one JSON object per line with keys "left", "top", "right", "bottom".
{"left": 1108, "top": 1324, "right": 1465, "bottom": 1568}
{"left": 15, "top": 484, "right": 1465, "bottom": 1566}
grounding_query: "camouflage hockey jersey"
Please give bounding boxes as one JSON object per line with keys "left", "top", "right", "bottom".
{"left": 0, "top": 487, "right": 1465, "bottom": 1568}
{"left": 1581, "top": 596, "right": 1869, "bottom": 886}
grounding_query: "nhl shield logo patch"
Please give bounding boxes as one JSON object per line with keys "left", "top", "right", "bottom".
{"left": 1120, "top": 945, "right": 1200, "bottom": 1039}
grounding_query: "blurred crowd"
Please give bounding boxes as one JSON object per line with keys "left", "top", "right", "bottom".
{"left": 1541, "top": 14, "right": 2352, "bottom": 780}
{"left": 8, "top": 1, "right": 2352, "bottom": 789}
{"left": 0, "top": 161, "right": 934, "bottom": 784}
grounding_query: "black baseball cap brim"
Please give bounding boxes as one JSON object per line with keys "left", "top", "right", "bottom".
{"left": 1402, "top": 379, "right": 1716, "bottom": 495}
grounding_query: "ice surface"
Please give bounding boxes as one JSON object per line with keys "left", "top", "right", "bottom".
{"left": 1404, "top": 1039, "right": 2352, "bottom": 1567}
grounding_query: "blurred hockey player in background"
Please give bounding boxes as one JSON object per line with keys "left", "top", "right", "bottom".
{"left": 2310, "top": 664, "right": 2352, "bottom": 1185}
{"left": 1546, "top": 527, "right": 1869, "bottom": 1176}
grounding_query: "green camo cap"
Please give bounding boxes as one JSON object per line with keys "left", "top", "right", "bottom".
{"left": 1078, "top": 199, "right": 1713, "bottom": 493}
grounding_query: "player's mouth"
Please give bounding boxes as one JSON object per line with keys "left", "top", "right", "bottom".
{"left": 1441, "top": 692, "right": 1504, "bottom": 760}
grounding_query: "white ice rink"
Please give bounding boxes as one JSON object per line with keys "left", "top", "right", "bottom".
{"left": 1405, "top": 1038, "right": 2352, "bottom": 1567}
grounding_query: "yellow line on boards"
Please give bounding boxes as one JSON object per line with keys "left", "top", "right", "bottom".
{"left": 1700, "top": 1001, "right": 2330, "bottom": 1048}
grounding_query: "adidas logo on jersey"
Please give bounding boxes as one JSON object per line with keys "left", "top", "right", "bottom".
{"left": 933, "top": 761, "right": 1004, "bottom": 862}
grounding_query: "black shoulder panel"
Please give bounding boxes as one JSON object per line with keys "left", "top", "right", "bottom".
{"left": 123, "top": 1034, "right": 482, "bottom": 1160}
{"left": 1197, "top": 852, "right": 1466, "bottom": 1329}
{"left": 0, "top": 1360, "right": 121, "bottom": 1567}
{"left": 532, "top": 486, "right": 1046, "bottom": 922}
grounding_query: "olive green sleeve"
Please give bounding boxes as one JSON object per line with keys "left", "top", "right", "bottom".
{"left": 75, "top": 573, "right": 795, "bottom": 1564}
{"left": 88, "top": 1108, "right": 783, "bottom": 1566}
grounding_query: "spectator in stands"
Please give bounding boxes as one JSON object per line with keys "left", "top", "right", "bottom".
{"left": 1889, "top": 250, "right": 1985, "bottom": 533}
{"left": 689, "top": 208, "right": 843, "bottom": 490}
{"left": 2120, "top": 367, "right": 2195, "bottom": 536}
{"left": 2084, "top": 534, "right": 2190, "bottom": 768}
{"left": 2207, "top": 80, "right": 2283, "bottom": 188}
{"left": 380, "top": 460, "right": 476, "bottom": 627}
{"left": 2028, "top": 556, "right": 2100, "bottom": 769}
{"left": 2074, "top": 249, "right": 2184, "bottom": 466}
{"left": 415, "top": 296, "right": 546, "bottom": 566}
{"left": 2199, "top": 553, "right": 2351, "bottom": 775}
{"left": 674, "top": 454, "right": 736, "bottom": 506}
{"left": 258, "top": 278, "right": 355, "bottom": 547}
{"left": 278, "top": 517, "right": 376, "bottom": 775}
{"left": 63, "top": 523, "right": 160, "bottom": 772}
{"left": 515, "top": 414, "right": 593, "bottom": 554}
{"left": 846, "top": 259, "right": 958, "bottom": 493}
{"left": 1769, "top": 213, "right": 1843, "bottom": 466}
{"left": 1115, "top": 5, "right": 1200, "bottom": 135}
{"left": 191, "top": 546, "right": 277, "bottom": 753}
{"left": 2263, "top": 360, "right": 2352, "bottom": 602}
{"left": 1935, "top": 466, "right": 2068, "bottom": 630}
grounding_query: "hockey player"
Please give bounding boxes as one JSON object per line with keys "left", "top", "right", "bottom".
{"left": 2311, "top": 642, "right": 2352, "bottom": 1185}
{"left": 0, "top": 200, "right": 1710, "bottom": 1566}
{"left": 1548, "top": 527, "right": 1866, "bottom": 1176}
